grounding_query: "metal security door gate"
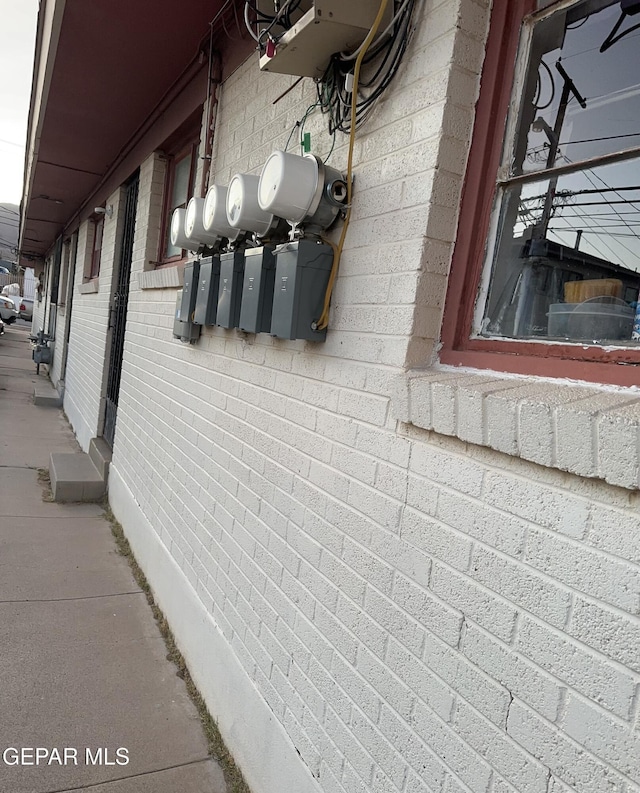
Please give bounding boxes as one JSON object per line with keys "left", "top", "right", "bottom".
{"left": 103, "top": 172, "right": 139, "bottom": 448}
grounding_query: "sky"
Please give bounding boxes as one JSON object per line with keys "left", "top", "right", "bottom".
{"left": 0, "top": 0, "right": 39, "bottom": 205}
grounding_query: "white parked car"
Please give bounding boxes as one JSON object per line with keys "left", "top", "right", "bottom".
{"left": 19, "top": 297, "right": 33, "bottom": 321}
{"left": 0, "top": 294, "right": 19, "bottom": 324}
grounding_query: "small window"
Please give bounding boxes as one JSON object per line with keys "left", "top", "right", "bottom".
{"left": 90, "top": 216, "right": 104, "bottom": 279}
{"left": 60, "top": 231, "right": 79, "bottom": 305}
{"left": 159, "top": 139, "right": 198, "bottom": 264}
{"left": 442, "top": 0, "right": 640, "bottom": 385}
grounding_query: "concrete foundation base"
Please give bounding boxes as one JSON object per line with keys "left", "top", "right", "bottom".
{"left": 109, "top": 466, "right": 323, "bottom": 793}
{"left": 34, "top": 381, "right": 62, "bottom": 406}
{"left": 50, "top": 452, "right": 106, "bottom": 502}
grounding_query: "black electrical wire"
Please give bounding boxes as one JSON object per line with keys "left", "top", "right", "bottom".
{"left": 363, "top": 11, "right": 411, "bottom": 94}
{"left": 245, "top": 1, "right": 276, "bottom": 22}
{"left": 600, "top": 11, "right": 640, "bottom": 52}
{"left": 245, "top": 0, "right": 303, "bottom": 49}
{"left": 566, "top": 15, "right": 589, "bottom": 29}
{"left": 535, "top": 59, "right": 556, "bottom": 112}
{"left": 244, "top": 1, "right": 278, "bottom": 44}
{"left": 316, "top": 0, "right": 417, "bottom": 135}
{"left": 282, "top": 0, "right": 303, "bottom": 28}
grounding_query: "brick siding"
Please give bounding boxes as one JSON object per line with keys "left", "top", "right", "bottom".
{"left": 63, "top": 0, "right": 640, "bottom": 791}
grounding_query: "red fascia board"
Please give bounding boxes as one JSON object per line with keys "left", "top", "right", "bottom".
{"left": 23, "top": 0, "right": 229, "bottom": 255}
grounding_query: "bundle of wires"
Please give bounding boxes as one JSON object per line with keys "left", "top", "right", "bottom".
{"left": 316, "top": 0, "right": 417, "bottom": 135}
{"left": 244, "top": 0, "right": 306, "bottom": 49}
{"left": 315, "top": 0, "right": 392, "bottom": 330}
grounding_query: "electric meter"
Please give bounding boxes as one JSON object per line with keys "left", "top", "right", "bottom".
{"left": 258, "top": 150, "right": 346, "bottom": 231}
{"left": 226, "top": 173, "right": 275, "bottom": 237}
{"left": 185, "top": 197, "right": 220, "bottom": 246}
{"left": 203, "top": 184, "right": 240, "bottom": 242}
{"left": 170, "top": 208, "right": 196, "bottom": 251}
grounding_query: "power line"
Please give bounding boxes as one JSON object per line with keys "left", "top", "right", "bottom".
{"left": 548, "top": 229, "right": 640, "bottom": 238}
{"left": 550, "top": 223, "right": 640, "bottom": 229}
{"left": 559, "top": 132, "right": 640, "bottom": 146}
{"left": 560, "top": 154, "right": 640, "bottom": 259}
{"left": 548, "top": 194, "right": 625, "bottom": 262}
{"left": 561, "top": 29, "right": 640, "bottom": 62}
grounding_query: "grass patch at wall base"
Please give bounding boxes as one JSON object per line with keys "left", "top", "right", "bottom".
{"left": 103, "top": 502, "right": 251, "bottom": 793}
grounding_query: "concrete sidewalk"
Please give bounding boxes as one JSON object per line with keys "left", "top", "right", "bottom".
{"left": 0, "top": 323, "right": 227, "bottom": 792}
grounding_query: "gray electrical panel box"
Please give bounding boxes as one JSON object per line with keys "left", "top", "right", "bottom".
{"left": 173, "top": 290, "right": 201, "bottom": 344}
{"left": 270, "top": 239, "right": 333, "bottom": 341}
{"left": 217, "top": 250, "right": 245, "bottom": 329}
{"left": 180, "top": 260, "right": 200, "bottom": 324}
{"left": 258, "top": 0, "right": 393, "bottom": 79}
{"left": 194, "top": 256, "right": 220, "bottom": 326}
{"left": 239, "top": 246, "right": 276, "bottom": 334}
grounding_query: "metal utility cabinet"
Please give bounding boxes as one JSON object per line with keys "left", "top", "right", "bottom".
{"left": 270, "top": 239, "right": 333, "bottom": 341}
{"left": 217, "top": 250, "right": 245, "bottom": 329}
{"left": 180, "top": 261, "right": 200, "bottom": 324}
{"left": 194, "top": 256, "right": 221, "bottom": 326}
{"left": 239, "top": 246, "right": 276, "bottom": 334}
{"left": 173, "top": 290, "right": 201, "bottom": 343}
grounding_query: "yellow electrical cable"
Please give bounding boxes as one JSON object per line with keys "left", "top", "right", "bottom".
{"left": 316, "top": 0, "right": 390, "bottom": 330}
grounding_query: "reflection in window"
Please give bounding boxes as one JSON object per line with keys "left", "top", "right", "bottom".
{"left": 480, "top": 0, "right": 640, "bottom": 345}
{"left": 164, "top": 148, "right": 195, "bottom": 260}
{"left": 90, "top": 217, "right": 103, "bottom": 279}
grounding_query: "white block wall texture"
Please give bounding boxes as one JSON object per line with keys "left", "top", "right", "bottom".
{"left": 48, "top": 1, "right": 640, "bottom": 793}
{"left": 63, "top": 186, "right": 125, "bottom": 451}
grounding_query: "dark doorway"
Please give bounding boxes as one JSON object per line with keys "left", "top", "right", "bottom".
{"left": 103, "top": 172, "right": 139, "bottom": 448}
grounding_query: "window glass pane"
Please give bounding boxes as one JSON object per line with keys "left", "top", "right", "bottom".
{"left": 513, "top": 0, "right": 640, "bottom": 176}
{"left": 94, "top": 218, "right": 104, "bottom": 253}
{"left": 165, "top": 234, "right": 181, "bottom": 260}
{"left": 171, "top": 153, "right": 192, "bottom": 211}
{"left": 90, "top": 219, "right": 103, "bottom": 279}
{"left": 480, "top": 157, "right": 640, "bottom": 343}
{"left": 165, "top": 151, "right": 193, "bottom": 259}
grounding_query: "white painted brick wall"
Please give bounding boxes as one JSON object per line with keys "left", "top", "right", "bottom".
{"left": 64, "top": 186, "right": 125, "bottom": 450}
{"left": 61, "top": 1, "right": 640, "bottom": 793}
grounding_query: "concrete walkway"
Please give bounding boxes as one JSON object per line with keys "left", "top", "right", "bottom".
{"left": 0, "top": 323, "right": 227, "bottom": 792}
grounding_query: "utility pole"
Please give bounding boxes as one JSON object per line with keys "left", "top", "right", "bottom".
{"left": 533, "top": 60, "right": 587, "bottom": 241}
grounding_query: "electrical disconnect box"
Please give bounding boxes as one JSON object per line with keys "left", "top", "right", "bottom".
{"left": 239, "top": 246, "right": 276, "bottom": 334}
{"left": 173, "top": 290, "right": 201, "bottom": 344}
{"left": 194, "top": 256, "right": 221, "bottom": 326}
{"left": 180, "top": 261, "right": 200, "bottom": 324}
{"left": 270, "top": 239, "right": 333, "bottom": 341}
{"left": 217, "top": 250, "right": 245, "bottom": 329}
{"left": 258, "top": 0, "right": 393, "bottom": 78}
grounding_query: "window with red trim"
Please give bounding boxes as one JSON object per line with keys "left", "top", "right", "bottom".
{"left": 157, "top": 111, "right": 201, "bottom": 266}
{"left": 161, "top": 142, "right": 197, "bottom": 261}
{"left": 442, "top": 0, "right": 640, "bottom": 386}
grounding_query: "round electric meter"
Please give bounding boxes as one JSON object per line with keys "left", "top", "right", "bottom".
{"left": 185, "top": 197, "right": 220, "bottom": 246}
{"left": 258, "top": 150, "right": 319, "bottom": 224}
{"left": 257, "top": 150, "right": 347, "bottom": 231}
{"left": 203, "top": 184, "right": 239, "bottom": 241}
{"left": 170, "top": 208, "right": 195, "bottom": 251}
{"left": 226, "top": 173, "right": 274, "bottom": 237}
